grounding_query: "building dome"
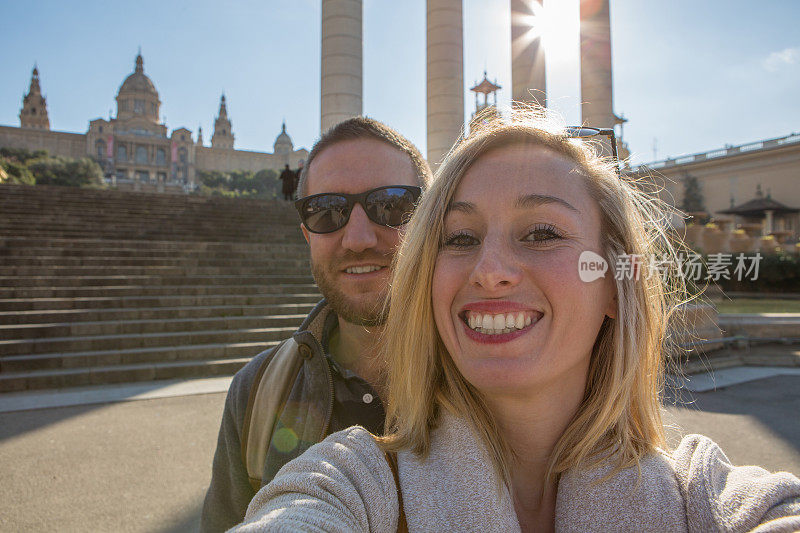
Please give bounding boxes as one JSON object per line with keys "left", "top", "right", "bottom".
{"left": 119, "top": 53, "right": 158, "bottom": 97}
{"left": 273, "top": 121, "right": 293, "bottom": 154}
{"left": 115, "top": 52, "right": 161, "bottom": 124}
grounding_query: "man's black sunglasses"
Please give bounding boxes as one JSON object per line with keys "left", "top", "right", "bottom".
{"left": 294, "top": 185, "right": 423, "bottom": 234}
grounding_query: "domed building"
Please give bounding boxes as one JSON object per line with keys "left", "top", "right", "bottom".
{"left": 1, "top": 52, "right": 308, "bottom": 194}
{"left": 273, "top": 121, "right": 293, "bottom": 155}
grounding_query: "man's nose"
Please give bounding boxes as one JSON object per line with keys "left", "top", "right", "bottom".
{"left": 469, "top": 238, "right": 523, "bottom": 291}
{"left": 340, "top": 203, "right": 379, "bottom": 252}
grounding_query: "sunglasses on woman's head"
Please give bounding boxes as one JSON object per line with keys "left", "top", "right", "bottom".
{"left": 294, "top": 185, "right": 422, "bottom": 234}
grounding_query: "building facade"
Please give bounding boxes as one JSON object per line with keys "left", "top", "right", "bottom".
{"left": 1, "top": 55, "right": 308, "bottom": 194}
{"left": 634, "top": 133, "right": 800, "bottom": 243}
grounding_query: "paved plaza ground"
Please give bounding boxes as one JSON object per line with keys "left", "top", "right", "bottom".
{"left": 1, "top": 366, "right": 798, "bottom": 532}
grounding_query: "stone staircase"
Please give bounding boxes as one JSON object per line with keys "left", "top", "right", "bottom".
{"left": 0, "top": 184, "right": 319, "bottom": 392}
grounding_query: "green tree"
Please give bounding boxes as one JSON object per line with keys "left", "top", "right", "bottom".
{"left": 27, "top": 155, "right": 104, "bottom": 188}
{"left": 681, "top": 174, "right": 705, "bottom": 213}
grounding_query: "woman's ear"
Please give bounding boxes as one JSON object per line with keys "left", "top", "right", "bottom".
{"left": 605, "top": 291, "right": 618, "bottom": 320}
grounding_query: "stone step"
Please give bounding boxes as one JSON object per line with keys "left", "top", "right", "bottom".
{"left": 0, "top": 302, "right": 317, "bottom": 325}
{"left": 0, "top": 256, "right": 310, "bottom": 268}
{"left": 0, "top": 291, "right": 321, "bottom": 312}
{"left": 0, "top": 273, "right": 314, "bottom": 289}
{"left": 0, "top": 230, "right": 305, "bottom": 244}
{"left": 0, "top": 263, "right": 311, "bottom": 277}
{"left": 718, "top": 314, "right": 800, "bottom": 339}
{"left": 0, "top": 313, "right": 307, "bottom": 340}
{"left": 0, "top": 340, "right": 276, "bottom": 375}
{"left": 0, "top": 236, "right": 309, "bottom": 252}
{"left": 0, "top": 325, "right": 297, "bottom": 356}
{"left": 0, "top": 356, "right": 257, "bottom": 392}
{"left": 0, "top": 212, "right": 298, "bottom": 225}
{"left": 0, "top": 243, "right": 309, "bottom": 258}
{"left": 0, "top": 281, "right": 318, "bottom": 300}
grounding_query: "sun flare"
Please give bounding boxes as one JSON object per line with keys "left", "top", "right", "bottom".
{"left": 512, "top": 0, "right": 579, "bottom": 65}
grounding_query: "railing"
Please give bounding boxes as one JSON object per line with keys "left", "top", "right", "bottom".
{"left": 635, "top": 132, "right": 800, "bottom": 171}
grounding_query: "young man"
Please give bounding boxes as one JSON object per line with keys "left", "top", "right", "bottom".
{"left": 200, "top": 117, "right": 432, "bottom": 532}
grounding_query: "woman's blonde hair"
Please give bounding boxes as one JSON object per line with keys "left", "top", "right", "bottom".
{"left": 379, "top": 108, "right": 689, "bottom": 486}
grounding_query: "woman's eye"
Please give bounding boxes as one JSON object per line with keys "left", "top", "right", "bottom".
{"left": 524, "top": 224, "right": 563, "bottom": 243}
{"left": 442, "top": 232, "right": 479, "bottom": 248}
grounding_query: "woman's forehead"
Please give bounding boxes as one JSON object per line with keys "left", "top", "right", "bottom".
{"left": 453, "top": 145, "right": 591, "bottom": 207}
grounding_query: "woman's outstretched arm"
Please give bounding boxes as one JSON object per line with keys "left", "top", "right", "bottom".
{"left": 230, "top": 426, "right": 398, "bottom": 533}
{"left": 675, "top": 434, "right": 800, "bottom": 532}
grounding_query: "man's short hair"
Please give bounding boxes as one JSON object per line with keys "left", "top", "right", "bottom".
{"left": 296, "top": 117, "right": 432, "bottom": 198}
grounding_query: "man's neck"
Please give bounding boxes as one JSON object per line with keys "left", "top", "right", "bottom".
{"left": 328, "top": 318, "right": 385, "bottom": 396}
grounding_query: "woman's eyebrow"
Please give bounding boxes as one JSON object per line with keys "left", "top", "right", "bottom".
{"left": 445, "top": 201, "right": 475, "bottom": 215}
{"left": 516, "top": 194, "right": 579, "bottom": 213}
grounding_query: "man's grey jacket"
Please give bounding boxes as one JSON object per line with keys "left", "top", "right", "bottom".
{"left": 200, "top": 300, "right": 383, "bottom": 532}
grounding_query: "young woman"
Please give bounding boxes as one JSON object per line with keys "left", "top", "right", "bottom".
{"left": 233, "top": 114, "right": 800, "bottom": 532}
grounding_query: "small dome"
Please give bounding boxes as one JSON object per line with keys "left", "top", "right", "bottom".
{"left": 119, "top": 53, "right": 158, "bottom": 97}
{"left": 273, "top": 121, "right": 293, "bottom": 154}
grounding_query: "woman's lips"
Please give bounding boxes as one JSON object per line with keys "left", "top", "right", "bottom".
{"left": 458, "top": 306, "right": 543, "bottom": 344}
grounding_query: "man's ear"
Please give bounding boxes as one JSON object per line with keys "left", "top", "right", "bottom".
{"left": 301, "top": 224, "right": 310, "bottom": 245}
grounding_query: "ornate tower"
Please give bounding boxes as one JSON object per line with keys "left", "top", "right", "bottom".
{"left": 469, "top": 72, "right": 501, "bottom": 133}
{"left": 197, "top": 126, "right": 204, "bottom": 147}
{"left": 211, "top": 94, "right": 234, "bottom": 150}
{"left": 19, "top": 65, "right": 50, "bottom": 130}
{"left": 273, "top": 121, "right": 294, "bottom": 155}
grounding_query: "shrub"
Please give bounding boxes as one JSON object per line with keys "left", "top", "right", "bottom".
{"left": 0, "top": 157, "right": 35, "bottom": 185}
{"left": 196, "top": 168, "right": 279, "bottom": 199}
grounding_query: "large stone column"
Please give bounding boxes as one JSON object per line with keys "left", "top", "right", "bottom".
{"left": 579, "top": 0, "right": 614, "bottom": 129}
{"left": 427, "top": 0, "right": 464, "bottom": 168}
{"left": 321, "top": 0, "right": 362, "bottom": 133}
{"left": 510, "top": 0, "right": 546, "bottom": 106}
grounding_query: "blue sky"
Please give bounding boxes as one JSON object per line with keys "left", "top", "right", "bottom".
{"left": 0, "top": 0, "right": 798, "bottom": 164}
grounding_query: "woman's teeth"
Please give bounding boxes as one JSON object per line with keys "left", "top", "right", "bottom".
{"left": 345, "top": 265, "right": 382, "bottom": 274}
{"left": 466, "top": 311, "right": 536, "bottom": 335}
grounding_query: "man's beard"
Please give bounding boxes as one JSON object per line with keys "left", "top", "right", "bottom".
{"left": 310, "top": 252, "right": 391, "bottom": 327}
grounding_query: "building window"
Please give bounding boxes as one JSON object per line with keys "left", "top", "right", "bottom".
{"left": 117, "top": 145, "right": 127, "bottom": 162}
{"left": 134, "top": 99, "right": 144, "bottom": 114}
{"left": 157, "top": 172, "right": 167, "bottom": 182}
{"left": 95, "top": 140, "right": 105, "bottom": 160}
{"left": 99, "top": 126, "right": 103, "bottom": 133}
{"left": 178, "top": 147, "right": 188, "bottom": 164}
{"left": 136, "top": 170, "right": 150, "bottom": 182}
{"left": 135, "top": 145, "right": 148, "bottom": 164}
{"left": 156, "top": 148, "right": 166, "bottom": 165}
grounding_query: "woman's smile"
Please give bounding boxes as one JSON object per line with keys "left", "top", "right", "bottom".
{"left": 459, "top": 302, "right": 544, "bottom": 344}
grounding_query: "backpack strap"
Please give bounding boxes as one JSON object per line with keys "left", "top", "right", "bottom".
{"left": 241, "top": 338, "right": 304, "bottom": 491}
{"left": 384, "top": 450, "right": 409, "bottom": 533}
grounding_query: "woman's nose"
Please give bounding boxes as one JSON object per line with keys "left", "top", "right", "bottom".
{"left": 468, "top": 239, "right": 523, "bottom": 291}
